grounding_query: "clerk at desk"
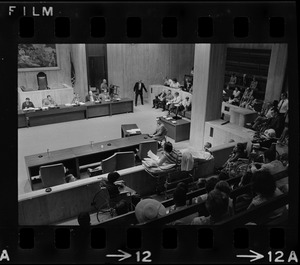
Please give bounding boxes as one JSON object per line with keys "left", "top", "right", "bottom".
{"left": 42, "top": 95, "right": 58, "bottom": 107}
{"left": 22, "top": 97, "right": 35, "bottom": 109}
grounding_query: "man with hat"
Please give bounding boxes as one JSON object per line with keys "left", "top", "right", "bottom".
{"left": 135, "top": 198, "right": 167, "bottom": 224}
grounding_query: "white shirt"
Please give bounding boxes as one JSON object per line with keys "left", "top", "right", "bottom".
{"left": 278, "top": 99, "right": 288, "bottom": 114}
{"left": 182, "top": 98, "right": 191, "bottom": 108}
{"left": 171, "top": 95, "right": 182, "bottom": 106}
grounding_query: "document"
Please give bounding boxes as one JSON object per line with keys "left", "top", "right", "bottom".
{"left": 147, "top": 150, "right": 159, "bottom": 161}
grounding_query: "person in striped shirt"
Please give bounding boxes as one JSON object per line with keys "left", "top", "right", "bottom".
{"left": 157, "top": 142, "right": 182, "bottom": 166}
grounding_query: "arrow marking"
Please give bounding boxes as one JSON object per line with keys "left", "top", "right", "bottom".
{"left": 106, "top": 249, "right": 132, "bottom": 261}
{"left": 237, "top": 250, "right": 264, "bottom": 262}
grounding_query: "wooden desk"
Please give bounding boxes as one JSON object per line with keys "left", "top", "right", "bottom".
{"left": 25, "top": 105, "right": 87, "bottom": 126}
{"left": 121, "top": 124, "right": 141, "bottom": 137}
{"left": 85, "top": 101, "right": 110, "bottom": 118}
{"left": 159, "top": 116, "right": 190, "bottom": 142}
{"left": 18, "top": 99, "right": 134, "bottom": 128}
{"left": 25, "top": 134, "right": 151, "bottom": 190}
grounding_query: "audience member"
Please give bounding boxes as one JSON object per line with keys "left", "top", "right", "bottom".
{"left": 85, "top": 91, "right": 97, "bottom": 102}
{"left": 264, "top": 108, "right": 283, "bottom": 137}
{"left": 233, "top": 87, "right": 241, "bottom": 100}
{"left": 239, "top": 87, "right": 253, "bottom": 108}
{"left": 100, "top": 79, "right": 108, "bottom": 93}
{"left": 250, "top": 76, "right": 258, "bottom": 89}
{"left": 42, "top": 95, "right": 57, "bottom": 107}
{"left": 77, "top": 212, "right": 91, "bottom": 227}
{"left": 215, "top": 181, "right": 234, "bottom": 216}
{"left": 180, "top": 96, "right": 191, "bottom": 114}
{"left": 164, "top": 77, "right": 170, "bottom": 86}
{"left": 247, "top": 171, "right": 287, "bottom": 223}
{"left": 278, "top": 92, "right": 288, "bottom": 117}
{"left": 192, "top": 190, "right": 230, "bottom": 225}
{"left": 252, "top": 100, "right": 278, "bottom": 130}
{"left": 162, "top": 90, "right": 174, "bottom": 111}
{"left": 171, "top": 184, "right": 198, "bottom": 225}
{"left": 222, "top": 143, "right": 247, "bottom": 169}
{"left": 204, "top": 142, "right": 212, "bottom": 153}
{"left": 22, "top": 97, "right": 35, "bottom": 109}
{"left": 133, "top": 80, "right": 147, "bottom": 106}
{"left": 156, "top": 142, "right": 182, "bottom": 166}
{"left": 168, "top": 91, "right": 182, "bottom": 115}
{"left": 226, "top": 73, "right": 237, "bottom": 90}
{"left": 153, "top": 90, "right": 167, "bottom": 108}
{"left": 169, "top": 78, "right": 180, "bottom": 88}
{"left": 195, "top": 177, "right": 219, "bottom": 204}
{"left": 149, "top": 119, "right": 168, "bottom": 142}
{"left": 242, "top": 73, "right": 247, "bottom": 87}
{"left": 250, "top": 148, "right": 286, "bottom": 175}
{"left": 252, "top": 128, "right": 277, "bottom": 149}
{"left": 104, "top": 171, "right": 122, "bottom": 198}
{"left": 114, "top": 199, "right": 130, "bottom": 216}
{"left": 135, "top": 199, "right": 167, "bottom": 224}
{"left": 228, "top": 95, "right": 239, "bottom": 105}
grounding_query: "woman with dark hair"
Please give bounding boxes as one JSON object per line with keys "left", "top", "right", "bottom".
{"left": 247, "top": 171, "right": 287, "bottom": 223}
{"left": 192, "top": 190, "right": 230, "bottom": 225}
{"left": 222, "top": 142, "right": 248, "bottom": 169}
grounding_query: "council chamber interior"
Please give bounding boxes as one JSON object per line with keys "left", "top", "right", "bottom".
{"left": 18, "top": 43, "right": 290, "bottom": 226}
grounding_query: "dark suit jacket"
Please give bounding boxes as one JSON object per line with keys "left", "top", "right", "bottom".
{"left": 134, "top": 82, "right": 147, "bottom": 94}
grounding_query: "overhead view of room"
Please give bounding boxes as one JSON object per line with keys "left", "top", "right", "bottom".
{"left": 18, "top": 43, "right": 289, "bottom": 226}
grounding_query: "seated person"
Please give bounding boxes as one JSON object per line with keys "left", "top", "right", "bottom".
{"left": 228, "top": 95, "right": 239, "bottom": 105}
{"left": 226, "top": 73, "right": 237, "bottom": 90}
{"left": 156, "top": 142, "right": 182, "bottom": 167}
{"left": 135, "top": 198, "right": 167, "bottom": 224}
{"left": 252, "top": 100, "right": 278, "bottom": 130}
{"left": 104, "top": 171, "right": 124, "bottom": 198}
{"left": 168, "top": 91, "right": 182, "bottom": 115}
{"left": 232, "top": 87, "right": 241, "bottom": 100}
{"left": 192, "top": 189, "right": 231, "bottom": 225}
{"left": 149, "top": 119, "right": 168, "bottom": 142}
{"left": 113, "top": 199, "right": 130, "bottom": 216}
{"left": 178, "top": 96, "right": 191, "bottom": 115}
{"left": 100, "top": 79, "right": 108, "bottom": 93}
{"left": 222, "top": 142, "right": 248, "bottom": 169}
{"left": 71, "top": 93, "right": 81, "bottom": 105}
{"left": 250, "top": 76, "right": 258, "bottom": 90}
{"left": 85, "top": 90, "right": 97, "bottom": 102}
{"left": 169, "top": 184, "right": 198, "bottom": 225}
{"left": 250, "top": 148, "right": 287, "bottom": 175}
{"left": 247, "top": 171, "right": 287, "bottom": 224}
{"left": 195, "top": 177, "right": 219, "bottom": 204}
{"left": 239, "top": 87, "right": 253, "bottom": 108}
{"left": 203, "top": 142, "right": 212, "bottom": 153}
{"left": 215, "top": 181, "right": 234, "bottom": 216}
{"left": 97, "top": 91, "right": 111, "bottom": 102}
{"left": 42, "top": 95, "right": 57, "bottom": 107}
{"left": 22, "top": 97, "right": 35, "bottom": 109}
{"left": 252, "top": 128, "right": 277, "bottom": 149}
{"left": 264, "top": 109, "right": 283, "bottom": 138}
{"left": 169, "top": 78, "right": 181, "bottom": 88}
{"left": 162, "top": 90, "right": 174, "bottom": 111}
{"left": 152, "top": 90, "right": 167, "bottom": 108}
{"left": 164, "top": 77, "right": 170, "bottom": 86}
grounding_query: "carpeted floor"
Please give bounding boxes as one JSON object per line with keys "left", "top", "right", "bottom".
{"left": 18, "top": 102, "right": 190, "bottom": 195}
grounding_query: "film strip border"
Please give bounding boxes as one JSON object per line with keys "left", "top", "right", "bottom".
{"left": 0, "top": 1, "right": 299, "bottom": 263}
{"left": 1, "top": 2, "right": 297, "bottom": 42}
{"left": 0, "top": 226, "right": 297, "bottom": 263}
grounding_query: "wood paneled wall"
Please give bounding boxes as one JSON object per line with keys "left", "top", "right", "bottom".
{"left": 107, "top": 44, "right": 195, "bottom": 100}
{"left": 18, "top": 44, "right": 72, "bottom": 90}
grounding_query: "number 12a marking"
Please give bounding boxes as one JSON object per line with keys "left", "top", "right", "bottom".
{"left": 268, "top": 251, "right": 284, "bottom": 262}
{"left": 136, "top": 251, "right": 152, "bottom": 262}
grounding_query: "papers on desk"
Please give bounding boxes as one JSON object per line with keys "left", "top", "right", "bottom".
{"left": 147, "top": 150, "right": 159, "bottom": 161}
{"left": 23, "top": 107, "right": 35, "bottom": 111}
{"left": 126, "top": 128, "right": 141, "bottom": 134}
{"left": 65, "top": 103, "right": 72, "bottom": 107}
{"left": 41, "top": 107, "right": 48, "bottom": 110}
{"left": 166, "top": 117, "right": 173, "bottom": 120}
{"left": 171, "top": 121, "right": 177, "bottom": 124}
{"left": 105, "top": 99, "right": 111, "bottom": 102}
{"left": 79, "top": 102, "right": 85, "bottom": 105}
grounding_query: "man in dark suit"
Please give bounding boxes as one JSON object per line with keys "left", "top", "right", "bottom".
{"left": 133, "top": 80, "right": 147, "bottom": 106}
{"left": 22, "top": 97, "right": 35, "bottom": 109}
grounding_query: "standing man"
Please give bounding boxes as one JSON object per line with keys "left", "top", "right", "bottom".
{"left": 133, "top": 80, "right": 147, "bottom": 106}
{"left": 100, "top": 79, "right": 108, "bottom": 93}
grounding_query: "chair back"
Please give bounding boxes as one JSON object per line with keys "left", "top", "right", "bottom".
{"left": 101, "top": 153, "right": 117, "bottom": 174}
{"left": 116, "top": 151, "right": 135, "bottom": 170}
{"left": 37, "top": 72, "right": 48, "bottom": 90}
{"left": 137, "top": 140, "right": 158, "bottom": 160}
{"left": 39, "top": 163, "right": 66, "bottom": 188}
